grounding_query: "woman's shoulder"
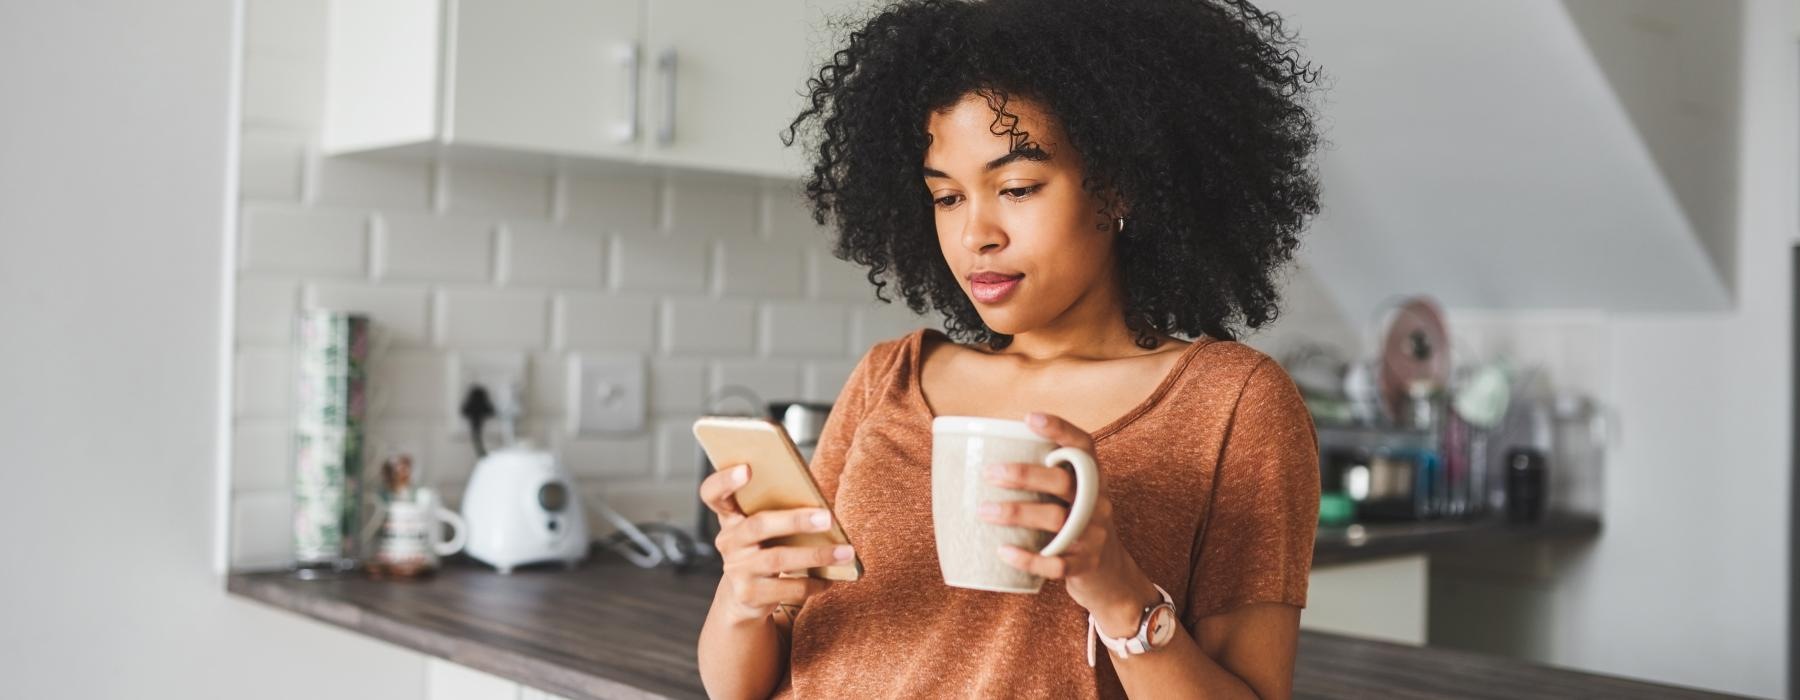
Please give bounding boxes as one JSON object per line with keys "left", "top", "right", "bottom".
{"left": 1164, "top": 337, "right": 1311, "bottom": 429}
{"left": 862, "top": 327, "right": 929, "bottom": 371}
{"left": 1178, "top": 337, "right": 1289, "bottom": 392}
{"left": 836, "top": 327, "right": 931, "bottom": 395}
{"left": 1187, "top": 340, "right": 1313, "bottom": 445}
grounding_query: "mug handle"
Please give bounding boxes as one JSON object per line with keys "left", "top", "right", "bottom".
{"left": 1036, "top": 446, "right": 1098, "bottom": 558}
{"left": 431, "top": 505, "right": 469, "bottom": 556}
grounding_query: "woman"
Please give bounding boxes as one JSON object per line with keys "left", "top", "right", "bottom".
{"left": 698, "top": 0, "right": 1324, "bottom": 697}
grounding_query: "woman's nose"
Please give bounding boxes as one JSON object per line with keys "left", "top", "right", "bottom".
{"left": 959, "top": 202, "right": 1006, "bottom": 253}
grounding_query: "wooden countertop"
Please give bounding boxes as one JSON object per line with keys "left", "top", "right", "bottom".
{"left": 229, "top": 536, "right": 1732, "bottom": 700}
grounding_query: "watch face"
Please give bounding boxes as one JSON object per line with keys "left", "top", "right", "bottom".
{"left": 1147, "top": 605, "right": 1178, "bottom": 647}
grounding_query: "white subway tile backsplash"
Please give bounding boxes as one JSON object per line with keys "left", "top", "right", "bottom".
{"left": 655, "top": 417, "right": 704, "bottom": 480}
{"left": 438, "top": 289, "right": 549, "bottom": 348}
{"left": 428, "top": 427, "right": 483, "bottom": 488}
{"left": 563, "top": 174, "right": 658, "bottom": 232}
{"left": 231, "top": 490, "right": 293, "bottom": 570}
{"left": 235, "top": 346, "right": 293, "bottom": 420}
{"left": 761, "top": 302, "right": 847, "bottom": 357}
{"left": 761, "top": 184, "right": 831, "bottom": 243}
{"left": 556, "top": 293, "right": 656, "bottom": 351}
{"left": 852, "top": 305, "right": 929, "bottom": 349}
{"left": 809, "top": 247, "right": 876, "bottom": 302}
{"left": 803, "top": 360, "right": 859, "bottom": 404}
{"left": 651, "top": 358, "right": 708, "bottom": 415}
{"left": 369, "top": 349, "right": 452, "bottom": 420}
{"left": 304, "top": 283, "right": 432, "bottom": 346}
{"left": 580, "top": 480, "right": 699, "bottom": 535}
{"left": 241, "top": 205, "right": 367, "bottom": 276}
{"left": 232, "top": 421, "right": 290, "bottom": 493}
{"left": 529, "top": 351, "right": 568, "bottom": 417}
{"left": 378, "top": 213, "right": 494, "bottom": 283}
{"left": 665, "top": 299, "right": 755, "bottom": 355}
{"left": 504, "top": 223, "right": 606, "bottom": 288}
{"left": 663, "top": 177, "right": 756, "bottom": 238}
{"left": 712, "top": 359, "right": 803, "bottom": 405}
{"left": 239, "top": 128, "right": 308, "bottom": 201}
{"left": 443, "top": 166, "right": 553, "bottom": 219}
{"left": 611, "top": 235, "right": 708, "bottom": 294}
{"left": 223, "top": 52, "right": 1089, "bottom": 565}
{"left": 236, "top": 277, "right": 301, "bottom": 344}
{"left": 718, "top": 241, "right": 804, "bottom": 297}
{"left": 364, "top": 421, "right": 432, "bottom": 480}
{"left": 315, "top": 155, "right": 432, "bottom": 210}
{"left": 557, "top": 430, "right": 655, "bottom": 480}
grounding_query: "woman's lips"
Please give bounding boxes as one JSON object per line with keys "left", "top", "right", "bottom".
{"left": 970, "top": 274, "right": 1023, "bottom": 304}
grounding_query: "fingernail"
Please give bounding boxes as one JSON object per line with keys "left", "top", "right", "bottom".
{"left": 996, "top": 544, "right": 1017, "bottom": 561}
{"left": 984, "top": 463, "right": 1007, "bottom": 480}
{"left": 834, "top": 545, "right": 855, "bottom": 562}
{"left": 977, "top": 502, "right": 1000, "bottom": 519}
{"left": 1027, "top": 412, "right": 1047, "bottom": 428}
{"left": 732, "top": 466, "right": 748, "bottom": 484}
{"left": 811, "top": 510, "right": 831, "bottom": 530}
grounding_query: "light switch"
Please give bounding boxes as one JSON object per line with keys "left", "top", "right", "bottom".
{"left": 568, "top": 353, "right": 646, "bottom": 435}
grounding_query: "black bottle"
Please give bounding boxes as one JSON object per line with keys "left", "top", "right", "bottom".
{"left": 1504, "top": 446, "right": 1547, "bottom": 523}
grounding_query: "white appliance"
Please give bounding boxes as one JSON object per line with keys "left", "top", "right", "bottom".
{"left": 460, "top": 443, "right": 589, "bottom": 574}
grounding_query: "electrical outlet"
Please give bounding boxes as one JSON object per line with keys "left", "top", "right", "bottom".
{"left": 568, "top": 353, "right": 646, "bottom": 435}
{"left": 452, "top": 351, "right": 529, "bottom": 437}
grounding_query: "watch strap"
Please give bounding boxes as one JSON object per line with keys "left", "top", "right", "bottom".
{"left": 1086, "top": 583, "right": 1175, "bottom": 667}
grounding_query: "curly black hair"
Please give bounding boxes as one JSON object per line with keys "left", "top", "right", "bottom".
{"left": 782, "top": 0, "right": 1325, "bottom": 350}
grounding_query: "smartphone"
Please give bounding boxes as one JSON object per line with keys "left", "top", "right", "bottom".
{"left": 691, "top": 415, "right": 862, "bottom": 581}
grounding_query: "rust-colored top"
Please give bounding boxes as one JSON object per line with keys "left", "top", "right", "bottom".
{"left": 772, "top": 327, "right": 1320, "bottom": 699}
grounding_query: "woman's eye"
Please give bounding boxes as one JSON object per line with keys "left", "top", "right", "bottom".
{"left": 933, "top": 194, "right": 964, "bottom": 208}
{"left": 1002, "top": 185, "right": 1042, "bottom": 199}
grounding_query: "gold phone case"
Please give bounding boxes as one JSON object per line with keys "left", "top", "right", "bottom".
{"left": 692, "top": 416, "right": 862, "bottom": 581}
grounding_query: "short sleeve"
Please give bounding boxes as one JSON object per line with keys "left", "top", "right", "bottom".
{"left": 1184, "top": 356, "right": 1321, "bottom": 628}
{"left": 807, "top": 337, "right": 901, "bottom": 506}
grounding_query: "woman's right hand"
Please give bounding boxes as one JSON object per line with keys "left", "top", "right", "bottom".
{"left": 700, "top": 463, "right": 854, "bottom": 624}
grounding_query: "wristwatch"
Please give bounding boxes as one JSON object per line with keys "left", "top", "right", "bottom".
{"left": 1086, "top": 583, "right": 1178, "bottom": 667}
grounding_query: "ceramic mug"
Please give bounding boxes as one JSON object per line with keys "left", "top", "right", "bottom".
{"left": 368, "top": 487, "right": 468, "bottom": 578}
{"left": 931, "top": 416, "right": 1099, "bottom": 593}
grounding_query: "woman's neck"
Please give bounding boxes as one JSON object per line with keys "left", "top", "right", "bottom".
{"left": 988, "top": 284, "right": 1179, "bottom": 364}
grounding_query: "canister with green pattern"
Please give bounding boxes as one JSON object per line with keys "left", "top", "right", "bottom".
{"left": 290, "top": 310, "right": 369, "bottom": 578}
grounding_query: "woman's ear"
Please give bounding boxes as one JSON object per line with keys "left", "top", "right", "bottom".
{"left": 1106, "top": 194, "right": 1130, "bottom": 234}
{"left": 1095, "top": 189, "right": 1129, "bottom": 233}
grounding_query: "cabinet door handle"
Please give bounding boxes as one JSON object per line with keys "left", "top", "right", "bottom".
{"left": 655, "top": 48, "right": 677, "bottom": 146}
{"left": 613, "top": 43, "right": 640, "bottom": 144}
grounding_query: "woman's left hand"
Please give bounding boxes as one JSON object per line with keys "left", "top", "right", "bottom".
{"left": 981, "top": 411, "right": 1157, "bottom": 623}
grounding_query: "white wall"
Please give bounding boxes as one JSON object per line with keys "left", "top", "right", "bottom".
{"left": 0, "top": 1, "right": 425, "bottom": 697}
{"left": 1427, "top": 1, "right": 1796, "bottom": 696}
{"left": 1562, "top": 0, "right": 1745, "bottom": 291}
{"left": 1552, "top": 1, "right": 1793, "bottom": 690}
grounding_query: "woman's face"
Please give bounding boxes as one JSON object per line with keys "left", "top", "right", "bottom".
{"left": 922, "top": 92, "right": 1119, "bottom": 338}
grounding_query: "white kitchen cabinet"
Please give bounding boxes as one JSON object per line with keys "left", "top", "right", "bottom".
{"left": 324, "top": 0, "right": 866, "bottom": 179}
{"left": 450, "top": 0, "right": 644, "bottom": 159}
{"left": 324, "top": 0, "right": 641, "bottom": 160}
{"left": 426, "top": 658, "right": 571, "bottom": 700}
{"left": 639, "top": 1, "right": 813, "bottom": 177}
{"left": 1301, "top": 555, "right": 1428, "bottom": 646}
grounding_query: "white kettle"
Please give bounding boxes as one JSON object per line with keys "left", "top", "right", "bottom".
{"left": 460, "top": 442, "right": 590, "bottom": 574}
